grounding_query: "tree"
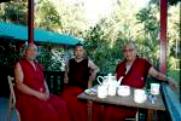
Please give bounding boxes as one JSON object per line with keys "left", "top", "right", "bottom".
{"left": 168, "top": 0, "right": 181, "bottom": 5}
{"left": 167, "top": 3, "right": 180, "bottom": 70}
{"left": 51, "top": 0, "right": 89, "bottom": 37}
{"left": 135, "top": 4, "right": 160, "bottom": 66}
{"left": 0, "top": 0, "right": 27, "bottom": 24}
{"left": 35, "top": 0, "right": 62, "bottom": 31}
{"left": 83, "top": 0, "right": 160, "bottom": 74}
{"left": 84, "top": 20, "right": 126, "bottom": 74}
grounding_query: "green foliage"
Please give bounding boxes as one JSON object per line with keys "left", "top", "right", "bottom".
{"left": 168, "top": 3, "right": 181, "bottom": 60}
{"left": 0, "top": 0, "right": 179, "bottom": 74}
{"left": 36, "top": 45, "right": 52, "bottom": 71}
{"left": 0, "top": 41, "right": 19, "bottom": 67}
{"left": 0, "top": 0, "right": 27, "bottom": 24}
{"left": 135, "top": 4, "right": 160, "bottom": 66}
{"left": 51, "top": 0, "right": 89, "bottom": 37}
{"left": 83, "top": 1, "right": 180, "bottom": 75}
{"left": 35, "top": 0, "right": 62, "bottom": 31}
{"left": 84, "top": 23, "right": 125, "bottom": 74}
{"left": 37, "top": 45, "right": 65, "bottom": 72}
{"left": 83, "top": 2, "right": 160, "bottom": 74}
{"left": 168, "top": 0, "right": 181, "bottom": 5}
{"left": 167, "top": 69, "right": 180, "bottom": 83}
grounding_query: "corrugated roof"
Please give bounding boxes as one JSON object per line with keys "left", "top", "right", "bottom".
{"left": 0, "top": 22, "right": 80, "bottom": 45}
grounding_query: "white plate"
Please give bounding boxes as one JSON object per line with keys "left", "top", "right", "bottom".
{"left": 118, "top": 92, "right": 130, "bottom": 97}
{"left": 84, "top": 88, "right": 97, "bottom": 95}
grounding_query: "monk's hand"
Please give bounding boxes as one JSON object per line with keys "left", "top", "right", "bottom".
{"left": 88, "top": 80, "right": 93, "bottom": 88}
{"left": 167, "top": 77, "right": 177, "bottom": 91}
{"left": 36, "top": 92, "right": 49, "bottom": 101}
{"left": 89, "top": 73, "right": 96, "bottom": 82}
{"left": 45, "top": 92, "right": 50, "bottom": 99}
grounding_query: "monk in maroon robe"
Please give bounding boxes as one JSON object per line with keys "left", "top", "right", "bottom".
{"left": 61, "top": 43, "right": 100, "bottom": 121}
{"left": 103, "top": 41, "right": 177, "bottom": 121}
{"left": 14, "top": 44, "right": 70, "bottom": 121}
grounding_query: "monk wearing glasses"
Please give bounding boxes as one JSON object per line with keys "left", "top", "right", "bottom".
{"left": 103, "top": 41, "right": 177, "bottom": 121}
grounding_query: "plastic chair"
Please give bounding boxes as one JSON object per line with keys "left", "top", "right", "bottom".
{"left": 7, "top": 76, "right": 21, "bottom": 121}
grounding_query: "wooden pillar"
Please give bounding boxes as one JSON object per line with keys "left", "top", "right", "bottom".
{"left": 160, "top": 0, "right": 168, "bottom": 73}
{"left": 28, "top": 0, "right": 34, "bottom": 44}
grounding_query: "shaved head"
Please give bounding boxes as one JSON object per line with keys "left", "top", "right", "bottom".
{"left": 25, "top": 43, "right": 37, "bottom": 51}
{"left": 123, "top": 41, "right": 137, "bottom": 62}
{"left": 23, "top": 43, "right": 38, "bottom": 60}
{"left": 123, "top": 41, "right": 136, "bottom": 51}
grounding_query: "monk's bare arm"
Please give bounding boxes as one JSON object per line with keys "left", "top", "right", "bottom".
{"left": 88, "top": 59, "right": 100, "bottom": 87}
{"left": 15, "top": 63, "right": 47, "bottom": 100}
{"left": 148, "top": 67, "right": 177, "bottom": 89}
{"left": 44, "top": 81, "right": 50, "bottom": 94}
{"left": 64, "top": 61, "right": 69, "bottom": 84}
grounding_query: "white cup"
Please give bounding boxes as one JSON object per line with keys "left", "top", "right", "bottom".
{"left": 117, "top": 85, "right": 130, "bottom": 97}
{"left": 97, "top": 85, "right": 108, "bottom": 98}
{"left": 150, "top": 83, "right": 160, "bottom": 95}
{"left": 134, "top": 89, "right": 147, "bottom": 103}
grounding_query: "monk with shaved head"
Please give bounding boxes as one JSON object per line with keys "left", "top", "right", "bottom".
{"left": 14, "top": 43, "right": 70, "bottom": 121}
{"left": 103, "top": 41, "right": 177, "bottom": 121}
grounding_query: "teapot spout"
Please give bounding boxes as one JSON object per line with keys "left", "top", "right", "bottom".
{"left": 118, "top": 76, "right": 123, "bottom": 85}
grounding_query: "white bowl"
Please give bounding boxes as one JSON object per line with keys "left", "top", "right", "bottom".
{"left": 117, "top": 85, "right": 130, "bottom": 97}
{"left": 134, "top": 89, "right": 147, "bottom": 103}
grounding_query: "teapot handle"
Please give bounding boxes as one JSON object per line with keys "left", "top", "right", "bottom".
{"left": 97, "top": 76, "right": 104, "bottom": 85}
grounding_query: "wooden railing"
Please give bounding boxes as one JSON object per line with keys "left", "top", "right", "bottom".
{"left": 44, "top": 71, "right": 64, "bottom": 94}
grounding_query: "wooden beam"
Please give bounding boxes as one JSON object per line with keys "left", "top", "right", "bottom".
{"left": 28, "top": 0, "right": 34, "bottom": 44}
{"left": 160, "top": 0, "right": 168, "bottom": 74}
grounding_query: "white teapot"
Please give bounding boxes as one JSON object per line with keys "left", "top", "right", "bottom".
{"left": 97, "top": 73, "right": 116, "bottom": 86}
{"left": 97, "top": 73, "right": 119, "bottom": 96}
{"left": 97, "top": 85, "right": 108, "bottom": 98}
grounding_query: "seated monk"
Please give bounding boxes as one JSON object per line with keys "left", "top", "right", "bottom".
{"left": 103, "top": 41, "right": 177, "bottom": 121}
{"left": 14, "top": 43, "right": 70, "bottom": 121}
{"left": 60, "top": 43, "right": 101, "bottom": 121}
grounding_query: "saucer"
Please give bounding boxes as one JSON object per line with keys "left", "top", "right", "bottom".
{"left": 84, "top": 88, "right": 97, "bottom": 95}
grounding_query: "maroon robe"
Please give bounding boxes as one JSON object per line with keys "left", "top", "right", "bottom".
{"left": 116, "top": 57, "right": 152, "bottom": 88}
{"left": 60, "top": 58, "right": 102, "bottom": 121}
{"left": 15, "top": 59, "right": 70, "bottom": 121}
{"left": 104, "top": 57, "right": 152, "bottom": 121}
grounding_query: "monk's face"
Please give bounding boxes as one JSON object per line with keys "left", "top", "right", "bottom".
{"left": 123, "top": 43, "right": 137, "bottom": 62}
{"left": 74, "top": 46, "right": 84, "bottom": 59}
{"left": 25, "top": 44, "right": 38, "bottom": 61}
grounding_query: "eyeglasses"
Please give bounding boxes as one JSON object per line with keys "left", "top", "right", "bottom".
{"left": 123, "top": 48, "right": 134, "bottom": 52}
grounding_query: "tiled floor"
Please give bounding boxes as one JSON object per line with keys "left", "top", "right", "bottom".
{"left": 0, "top": 97, "right": 17, "bottom": 121}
